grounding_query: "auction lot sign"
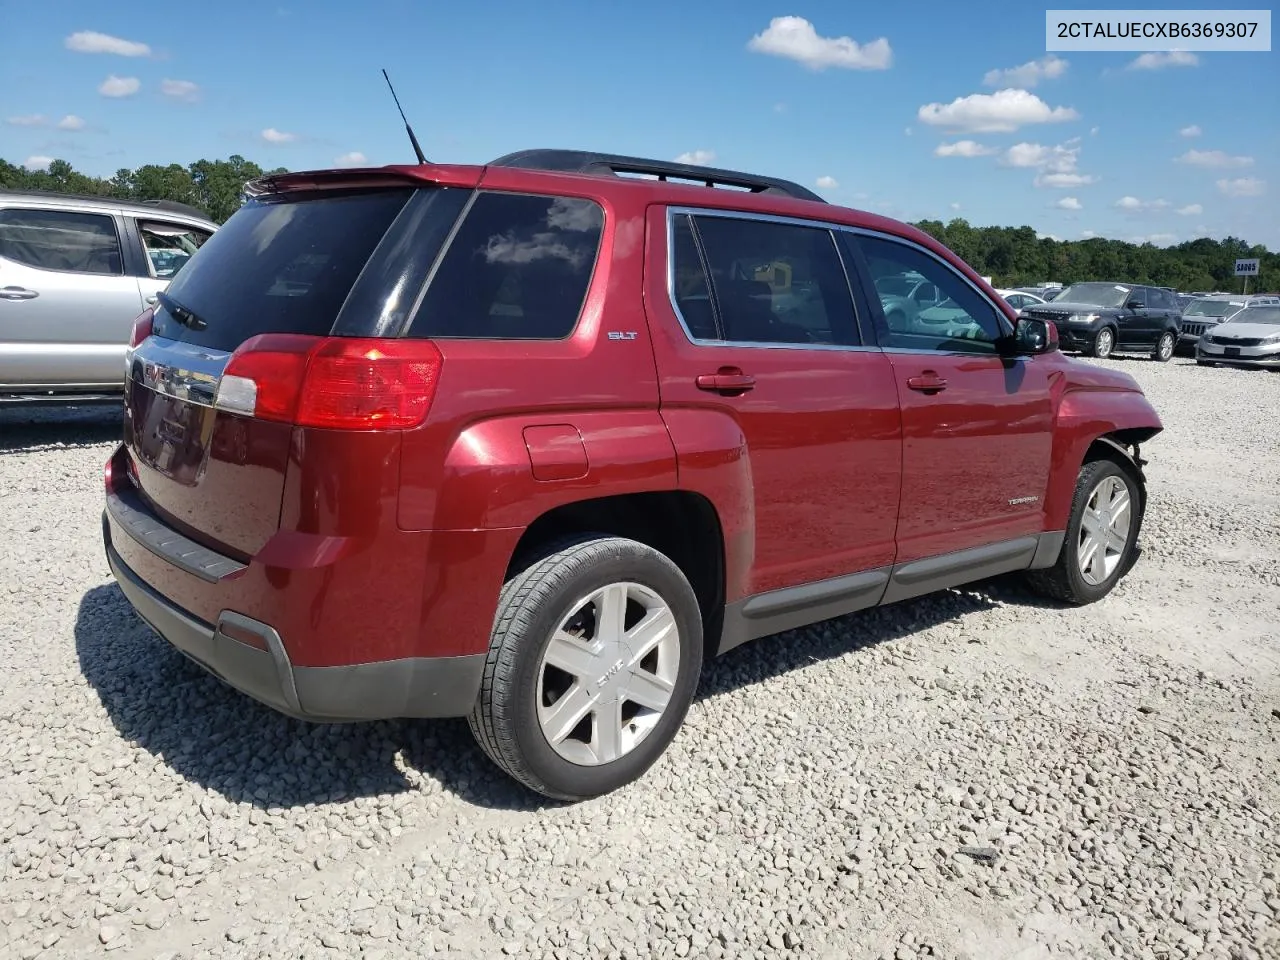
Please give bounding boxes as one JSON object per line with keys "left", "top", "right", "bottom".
{"left": 1045, "top": 9, "right": 1272, "bottom": 50}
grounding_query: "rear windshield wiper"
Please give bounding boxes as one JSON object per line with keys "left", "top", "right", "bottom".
{"left": 157, "top": 291, "right": 209, "bottom": 331}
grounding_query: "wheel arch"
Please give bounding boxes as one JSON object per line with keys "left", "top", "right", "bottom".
{"left": 504, "top": 491, "right": 728, "bottom": 659}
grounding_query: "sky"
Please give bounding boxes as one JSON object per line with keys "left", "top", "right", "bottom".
{"left": 2, "top": 1, "right": 1277, "bottom": 248}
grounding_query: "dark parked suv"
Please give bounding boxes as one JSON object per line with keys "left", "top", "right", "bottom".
{"left": 1020, "top": 282, "right": 1182, "bottom": 360}
{"left": 103, "top": 150, "right": 1163, "bottom": 799}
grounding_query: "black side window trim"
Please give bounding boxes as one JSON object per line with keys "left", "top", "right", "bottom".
{"left": 684, "top": 215, "right": 727, "bottom": 340}
{"left": 0, "top": 205, "right": 126, "bottom": 277}
{"left": 665, "top": 207, "right": 864, "bottom": 349}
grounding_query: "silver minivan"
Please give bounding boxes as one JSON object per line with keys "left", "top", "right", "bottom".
{"left": 0, "top": 190, "right": 217, "bottom": 403}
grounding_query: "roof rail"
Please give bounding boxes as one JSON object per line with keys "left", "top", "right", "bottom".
{"left": 488, "top": 149, "right": 827, "bottom": 204}
{"left": 0, "top": 188, "right": 211, "bottom": 222}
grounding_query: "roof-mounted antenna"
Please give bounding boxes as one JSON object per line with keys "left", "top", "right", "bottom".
{"left": 381, "top": 68, "right": 428, "bottom": 165}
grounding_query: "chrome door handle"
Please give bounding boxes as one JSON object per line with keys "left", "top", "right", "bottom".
{"left": 0, "top": 286, "right": 39, "bottom": 301}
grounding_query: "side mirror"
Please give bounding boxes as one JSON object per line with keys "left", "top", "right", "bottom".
{"left": 1007, "top": 317, "right": 1058, "bottom": 356}
{"left": 1126, "top": 299, "right": 1146, "bottom": 310}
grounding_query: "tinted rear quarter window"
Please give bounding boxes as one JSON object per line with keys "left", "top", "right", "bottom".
{"left": 408, "top": 192, "right": 603, "bottom": 340}
{"left": 151, "top": 189, "right": 413, "bottom": 353}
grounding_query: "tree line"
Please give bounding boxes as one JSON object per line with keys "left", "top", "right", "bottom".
{"left": 1, "top": 156, "right": 286, "bottom": 227}
{"left": 2, "top": 155, "right": 1273, "bottom": 292}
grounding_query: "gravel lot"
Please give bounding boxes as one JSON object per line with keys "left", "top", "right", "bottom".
{"left": 1, "top": 358, "right": 1277, "bottom": 960}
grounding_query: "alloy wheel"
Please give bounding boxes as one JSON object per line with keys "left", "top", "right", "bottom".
{"left": 1077, "top": 475, "right": 1132, "bottom": 586}
{"left": 535, "top": 582, "right": 681, "bottom": 766}
{"left": 1095, "top": 328, "right": 1114, "bottom": 358}
{"left": 1157, "top": 333, "right": 1174, "bottom": 360}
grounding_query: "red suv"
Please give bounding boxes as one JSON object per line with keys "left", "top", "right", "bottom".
{"left": 103, "top": 149, "right": 1162, "bottom": 800}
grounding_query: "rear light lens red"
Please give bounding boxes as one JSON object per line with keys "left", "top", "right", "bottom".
{"left": 216, "top": 335, "right": 443, "bottom": 430}
{"left": 128, "top": 309, "right": 154, "bottom": 349}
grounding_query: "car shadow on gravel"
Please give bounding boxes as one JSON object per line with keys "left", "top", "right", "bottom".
{"left": 696, "top": 581, "right": 1027, "bottom": 701}
{"left": 77, "top": 573, "right": 1061, "bottom": 812}
{"left": 75, "top": 584, "right": 549, "bottom": 813}
{"left": 0, "top": 405, "right": 122, "bottom": 454}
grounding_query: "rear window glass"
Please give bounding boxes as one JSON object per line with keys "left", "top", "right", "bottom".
{"left": 151, "top": 189, "right": 413, "bottom": 352}
{"left": 408, "top": 192, "right": 603, "bottom": 340}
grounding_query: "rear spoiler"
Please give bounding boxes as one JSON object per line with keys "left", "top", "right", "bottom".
{"left": 243, "top": 164, "right": 483, "bottom": 198}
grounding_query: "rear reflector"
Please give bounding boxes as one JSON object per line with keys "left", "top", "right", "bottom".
{"left": 215, "top": 335, "right": 443, "bottom": 430}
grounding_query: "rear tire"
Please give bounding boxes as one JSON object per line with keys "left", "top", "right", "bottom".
{"left": 1151, "top": 331, "right": 1175, "bottom": 362}
{"left": 1025, "top": 459, "right": 1142, "bottom": 606}
{"left": 468, "top": 535, "right": 703, "bottom": 801}
{"left": 1088, "top": 327, "right": 1116, "bottom": 359}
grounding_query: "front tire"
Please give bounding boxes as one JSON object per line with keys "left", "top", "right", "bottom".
{"left": 468, "top": 535, "right": 703, "bottom": 801}
{"left": 1089, "top": 327, "right": 1116, "bottom": 359}
{"left": 1025, "top": 459, "right": 1142, "bottom": 605}
{"left": 1151, "top": 331, "right": 1175, "bottom": 362}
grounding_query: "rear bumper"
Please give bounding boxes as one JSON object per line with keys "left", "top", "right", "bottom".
{"left": 104, "top": 514, "right": 486, "bottom": 722}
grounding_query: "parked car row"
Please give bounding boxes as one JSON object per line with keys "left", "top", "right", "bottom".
{"left": 995, "top": 282, "right": 1278, "bottom": 370}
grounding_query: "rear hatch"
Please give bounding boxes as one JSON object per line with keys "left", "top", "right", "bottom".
{"left": 122, "top": 181, "right": 470, "bottom": 558}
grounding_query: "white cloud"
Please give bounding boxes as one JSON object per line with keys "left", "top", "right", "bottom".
{"left": 23, "top": 156, "right": 54, "bottom": 171}
{"left": 983, "top": 54, "right": 1068, "bottom": 88}
{"left": 949, "top": 202, "right": 961, "bottom": 211}
{"left": 1133, "top": 233, "right": 1178, "bottom": 246}
{"left": 1002, "top": 140, "right": 1098, "bottom": 191}
{"left": 160, "top": 79, "right": 200, "bottom": 102}
{"left": 5, "top": 114, "right": 47, "bottom": 127}
{"left": 1035, "top": 172, "right": 1099, "bottom": 188}
{"left": 934, "top": 140, "right": 995, "bottom": 157}
{"left": 917, "top": 89, "right": 1079, "bottom": 134}
{"left": 1090, "top": 126, "right": 1100, "bottom": 136}
{"left": 815, "top": 175, "right": 838, "bottom": 189}
{"left": 1176, "top": 203, "right": 1203, "bottom": 216}
{"left": 674, "top": 149, "right": 716, "bottom": 166}
{"left": 335, "top": 151, "right": 368, "bottom": 166}
{"left": 903, "top": 127, "right": 913, "bottom": 136}
{"left": 1128, "top": 50, "right": 1198, "bottom": 70}
{"left": 1002, "top": 142, "right": 1061, "bottom": 168}
{"left": 1179, "top": 124, "right": 1202, "bottom": 138}
{"left": 65, "top": 31, "right": 151, "bottom": 57}
{"left": 1114, "top": 196, "right": 1171, "bottom": 212}
{"left": 56, "top": 115, "right": 86, "bottom": 131}
{"left": 1037, "top": 231, "right": 1062, "bottom": 241}
{"left": 1081, "top": 230, "right": 1098, "bottom": 239}
{"left": 1054, "top": 197, "right": 1082, "bottom": 210}
{"left": 261, "top": 127, "right": 299, "bottom": 144}
{"left": 1217, "top": 177, "right": 1265, "bottom": 198}
{"left": 1176, "top": 149, "right": 1253, "bottom": 169}
{"left": 748, "top": 17, "right": 892, "bottom": 70}
{"left": 98, "top": 75, "right": 141, "bottom": 98}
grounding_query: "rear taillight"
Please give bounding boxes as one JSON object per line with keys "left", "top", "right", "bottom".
{"left": 215, "top": 335, "right": 443, "bottom": 430}
{"left": 128, "top": 309, "right": 154, "bottom": 349}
